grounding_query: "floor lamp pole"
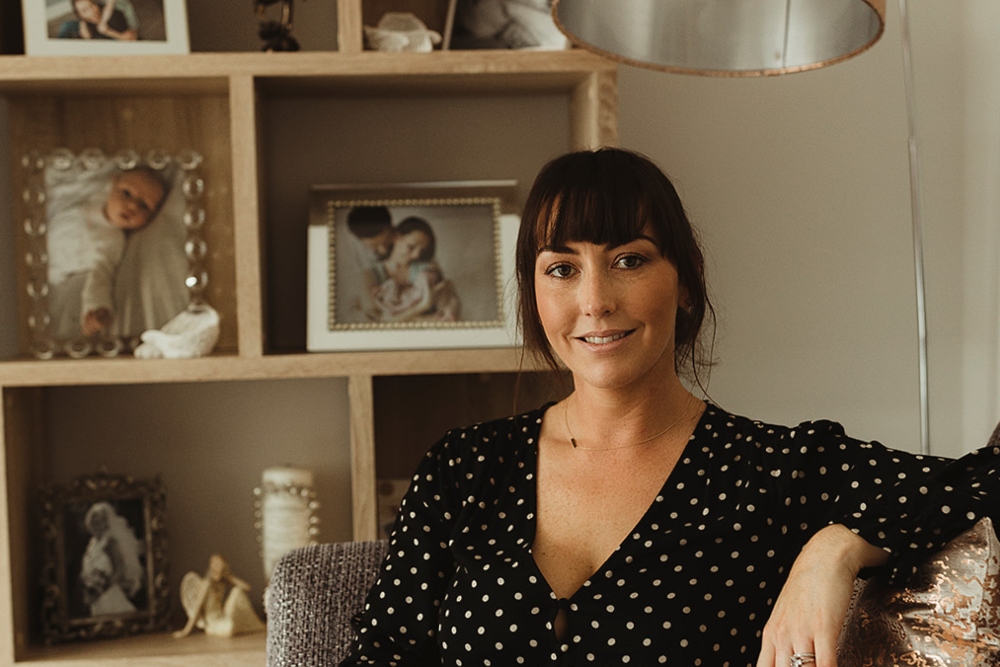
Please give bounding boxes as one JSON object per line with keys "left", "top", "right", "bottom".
{"left": 897, "top": 0, "right": 931, "bottom": 455}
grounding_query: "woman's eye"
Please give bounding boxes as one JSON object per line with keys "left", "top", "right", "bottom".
{"left": 545, "top": 263, "right": 575, "bottom": 278}
{"left": 614, "top": 254, "right": 646, "bottom": 269}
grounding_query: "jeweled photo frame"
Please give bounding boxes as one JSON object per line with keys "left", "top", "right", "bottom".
{"left": 19, "top": 147, "right": 207, "bottom": 359}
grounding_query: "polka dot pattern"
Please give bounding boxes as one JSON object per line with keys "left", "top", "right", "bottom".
{"left": 342, "top": 404, "right": 1000, "bottom": 667}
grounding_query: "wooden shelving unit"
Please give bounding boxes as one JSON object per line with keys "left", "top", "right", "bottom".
{"left": 0, "top": 2, "right": 617, "bottom": 664}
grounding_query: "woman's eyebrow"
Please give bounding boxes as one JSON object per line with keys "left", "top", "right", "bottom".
{"left": 540, "top": 236, "right": 658, "bottom": 252}
{"left": 537, "top": 243, "right": 576, "bottom": 254}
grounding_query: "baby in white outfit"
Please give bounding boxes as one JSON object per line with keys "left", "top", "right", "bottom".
{"left": 47, "top": 166, "right": 168, "bottom": 337}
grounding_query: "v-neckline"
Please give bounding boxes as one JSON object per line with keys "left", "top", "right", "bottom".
{"left": 525, "top": 401, "right": 709, "bottom": 601}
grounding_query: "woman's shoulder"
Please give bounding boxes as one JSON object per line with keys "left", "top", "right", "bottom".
{"left": 409, "top": 405, "right": 549, "bottom": 496}
{"left": 700, "top": 403, "right": 851, "bottom": 445}
{"left": 437, "top": 404, "right": 551, "bottom": 448}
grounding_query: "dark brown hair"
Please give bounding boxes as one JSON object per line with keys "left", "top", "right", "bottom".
{"left": 515, "top": 147, "right": 714, "bottom": 385}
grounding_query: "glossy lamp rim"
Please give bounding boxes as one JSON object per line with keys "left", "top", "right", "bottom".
{"left": 550, "top": 0, "right": 887, "bottom": 77}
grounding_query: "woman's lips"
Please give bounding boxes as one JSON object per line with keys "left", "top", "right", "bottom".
{"left": 579, "top": 330, "right": 632, "bottom": 345}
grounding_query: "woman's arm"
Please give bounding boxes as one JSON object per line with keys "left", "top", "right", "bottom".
{"left": 339, "top": 434, "right": 463, "bottom": 665}
{"left": 95, "top": 3, "right": 137, "bottom": 41}
{"left": 756, "top": 524, "right": 887, "bottom": 667}
{"left": 98, "top": 0, "right": 118, "bottom": 31}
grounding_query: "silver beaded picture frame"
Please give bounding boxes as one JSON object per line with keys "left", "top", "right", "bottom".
{"left": 19, "top": 147, "right": 207, "bottom": 359}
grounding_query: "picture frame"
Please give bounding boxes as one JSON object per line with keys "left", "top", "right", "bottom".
{"left": 307, "top": 180, "right": 520, "bottom": 352}
{"left": 21, "top": 0, "right": 189, "bottom": 56}
{"left": 18, "top": 147, "right": 208, "bottom": 359}
{"left": 38, "top": 472, "right": 169, "bottom": 645}
{"left": 446, "top": 0, "right": 568, "bottom": 50}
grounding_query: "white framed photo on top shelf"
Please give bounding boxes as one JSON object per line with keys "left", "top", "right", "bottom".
{"left": 21, "top": 0, "right": 189, "bottom": 56}
{"left": 445, "top": 0, "right": 569, "bottom": 50}
{"left": 306, "top": 180, "right": 521, "bottom": 352}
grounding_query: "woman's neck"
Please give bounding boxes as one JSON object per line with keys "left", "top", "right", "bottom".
{"left": 564, "top": 380, "right": 700, "bottom": 452}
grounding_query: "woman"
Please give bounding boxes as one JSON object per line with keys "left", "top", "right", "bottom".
{"left": 372, "top": 217, "right": 460, "bottom": 323}
{"left": 59, "top": 0, "right": 136, "bottom": 41}
{"left": 340, "top": 148, "right": 1000, "bottom": 667}
{"left": 79, "top": 501, "right": 144, "bottom": 616}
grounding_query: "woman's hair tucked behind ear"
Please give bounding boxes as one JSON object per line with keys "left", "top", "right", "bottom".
{"left": 515, "top": 147, "right": 715, "bottom": 388}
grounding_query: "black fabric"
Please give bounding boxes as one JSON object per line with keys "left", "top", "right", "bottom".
{"left": 341, "top": 404, "right": 1000, "bottom": 666}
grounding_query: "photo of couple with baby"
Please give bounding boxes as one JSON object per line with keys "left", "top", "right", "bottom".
{"left": 334, "top": 201, "right": 503, "bottom": 328}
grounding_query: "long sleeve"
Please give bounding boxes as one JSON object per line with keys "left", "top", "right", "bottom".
{"left": 741, "top": 415, "right": 1000, "bottom": 584}
{"left": 80, "top": 220, "right": 126, "bottom": 319}
{"left": 339, "top": 429, "right": 465, "bottom": 666}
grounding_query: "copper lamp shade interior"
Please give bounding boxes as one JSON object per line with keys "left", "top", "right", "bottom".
{"left": 551, "top": 0, "right": 887, "bottom": 76}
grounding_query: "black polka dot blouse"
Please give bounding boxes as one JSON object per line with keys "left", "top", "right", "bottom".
{"left": 341, "top": 403, "right": 1000, "bottom": 667}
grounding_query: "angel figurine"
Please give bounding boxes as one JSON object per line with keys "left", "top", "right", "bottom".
{"left": 173, "top": 553, "right": 265, "bottom": 638}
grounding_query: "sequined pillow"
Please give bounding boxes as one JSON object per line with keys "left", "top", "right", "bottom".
{"left": 837, "top": 517, "right": 1000, "bottom": 666}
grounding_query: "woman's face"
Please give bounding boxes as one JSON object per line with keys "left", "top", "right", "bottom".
{"left": 87, "top": 507, "right": 109, "bottom": 536}
{"left": 388, "top": 229, "right": 432, "bottom": 265}
{"left": 534, "top": 229, "right": 685, "bottom": 392}
{"left": 74, "top": 0, "right": 102, "bottom": 22}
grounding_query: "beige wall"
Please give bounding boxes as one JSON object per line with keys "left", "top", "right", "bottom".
{"left": 619, "top": 1, "right": 1000, "bottom": 457}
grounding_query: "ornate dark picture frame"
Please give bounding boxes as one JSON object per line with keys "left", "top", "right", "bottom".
{"left": 38, "top": 472, "right": 169, "bottom": 645}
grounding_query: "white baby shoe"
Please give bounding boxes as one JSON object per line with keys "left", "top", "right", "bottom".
{"left": 134, "top": 303, "right": 220, "bottom": 359}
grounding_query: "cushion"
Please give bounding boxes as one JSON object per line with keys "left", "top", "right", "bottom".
{"left": 265, "top": 540, "right": 388, "bottom": 667}
{"left": 837, "top": 516, "right": 1000, "bottom": 666}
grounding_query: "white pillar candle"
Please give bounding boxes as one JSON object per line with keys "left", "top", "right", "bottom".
{"left": 256, "top": 466, "right": 319, "bottom": 580}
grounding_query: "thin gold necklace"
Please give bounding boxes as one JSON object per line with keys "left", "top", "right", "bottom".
{"left": 564, "top": 395, "right": 694, "bottom": 451}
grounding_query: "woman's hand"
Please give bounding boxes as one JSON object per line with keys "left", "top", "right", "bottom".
{"left": 757, "top": 525, "right": 887, "bottom": 667}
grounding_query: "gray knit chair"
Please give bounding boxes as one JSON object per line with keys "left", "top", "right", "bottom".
{"left": 266, "top": 540, "right": 388, "bottom": 667}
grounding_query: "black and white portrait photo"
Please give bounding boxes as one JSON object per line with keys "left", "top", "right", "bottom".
{"left": 65, "top": 499, "right": 148, "bottom": 619}
{"left": 39, "top": 473, "right": 169, "bottom": 643}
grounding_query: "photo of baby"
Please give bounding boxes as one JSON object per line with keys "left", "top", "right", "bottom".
{"left": 42, "top": 155, "right": 190, "bottom": 344}
{"left": 47, "top": 166, "right": 167, "bottom": 339}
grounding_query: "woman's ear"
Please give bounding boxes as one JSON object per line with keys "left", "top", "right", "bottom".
{"left": 679, "top": 286, "right": 692, "bottom": 313}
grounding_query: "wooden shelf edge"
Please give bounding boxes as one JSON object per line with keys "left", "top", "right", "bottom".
{"left": 12, "top": 631, "right": 264, "bottom": 667}
{"left": 0, "top": 50, "right": 615, "bottom": 91}
{"left": 0, "top": 348, "right": 542, "bottom": 387}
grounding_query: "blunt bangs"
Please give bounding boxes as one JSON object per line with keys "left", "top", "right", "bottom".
{"left": 533, "top": 170, "right": 659, "bottom": 256}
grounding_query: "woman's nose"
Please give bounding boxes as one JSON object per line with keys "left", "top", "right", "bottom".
{"left": 579, "top": 271, "right": 616, "bottom": 317}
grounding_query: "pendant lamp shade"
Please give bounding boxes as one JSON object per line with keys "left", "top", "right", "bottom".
{"left": 551, "top": 0, "right": 886, "bottom": 76}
